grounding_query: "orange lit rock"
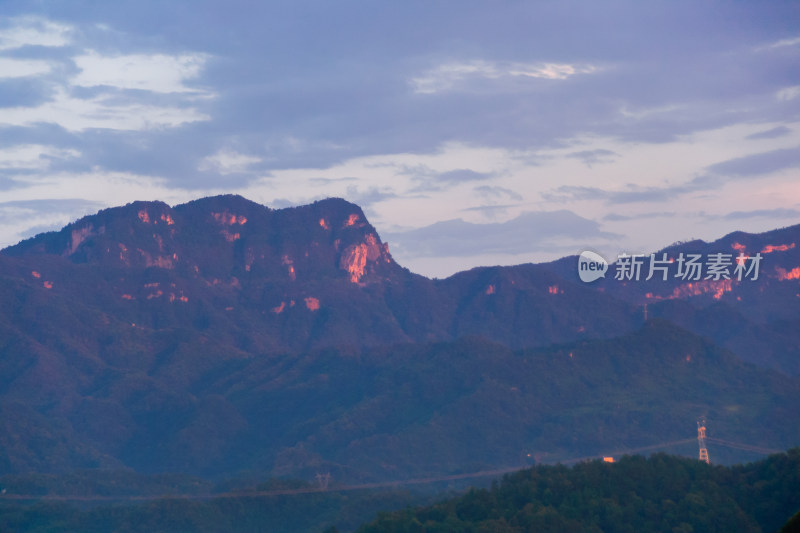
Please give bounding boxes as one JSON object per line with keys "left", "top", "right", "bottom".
{"left": 138, "top": 210, "right": 150, "bottom": 223}
{"left": 762, "top": 243, "right": 795, "bottom": 254}
{"left": 319, "top": 218, "right": 330, "bottom": 230}
{"left": 345, "top": 213, "right": 360, "bottom": 227}
{"left": 776, "top": 267, "right": 800, "bottom": 281}
{"left": 339, "top": 233, "right": 385, "bottom": 283}
{"left": 731, "top": 242, "right": 746, "bottom": 252}
{"left": 31, "top": 271, "right": 41, "bottom": 279}
{"left": 305, "top": 297, "right": 320, "bottom": 311}
{"left": 221, "top": 230, "right": 241, "bottom": 242}
{"left": 548, "top": 285, "right": 559, "bottom": 294}
{"left": 160, "top": 213, "right": 175, "bottom": 225}
{"left": 43, "top": 281, "right": 53, "bottom": 289}
{"left": 340, "top": 243, "right": 368, "bottom": 282}
{"left": 121, "top": 294, "right": 135, "bottom": 300}
{"left": 212, "top": 212, "right": 247, "bottom": 225}
{"left": 485, "top": 284, "right": 496, "bottom": 295}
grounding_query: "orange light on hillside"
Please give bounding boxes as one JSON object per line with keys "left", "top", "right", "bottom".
{"left": 761, "top": 243, "right": 795, "bottom": 254}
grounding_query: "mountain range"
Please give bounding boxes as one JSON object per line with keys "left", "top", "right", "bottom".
{"left": 0, "top": 195, "right": 798, "bottom": 482}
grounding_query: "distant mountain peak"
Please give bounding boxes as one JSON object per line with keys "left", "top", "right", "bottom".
{"left": 2, "top": 195, "right": 400, "bottom": 286}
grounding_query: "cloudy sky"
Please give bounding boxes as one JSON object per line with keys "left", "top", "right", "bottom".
{"left": 1, "top": 1, "right": 798, "bottom": 277}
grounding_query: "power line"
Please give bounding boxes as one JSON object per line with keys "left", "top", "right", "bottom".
{"left": 706, "top": 437, "right": 782, "bottom": 455}
{"left": 0, "top": 437, "right": 784, "bottom": 502}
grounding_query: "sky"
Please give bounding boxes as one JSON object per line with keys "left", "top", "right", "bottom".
{"left": 0, "top": 1, "right": 799, "bottom": 278}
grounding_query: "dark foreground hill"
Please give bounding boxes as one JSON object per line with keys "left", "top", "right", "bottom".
{"left": 358, "top": 450, "right": 800, "bottom": 533}
{"left": 1, "top": 451, "right": 797, "bottom": 533}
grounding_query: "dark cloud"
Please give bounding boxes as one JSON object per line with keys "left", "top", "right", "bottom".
{"left": 603, "top": 211, "right": 676, "bottom": 221}
{"left": 543, "top": 184, "right": 690, "bottom": 204}
{"left": 384, "top": 210, "right": 618, "bottom": 258}
{"left": 0, "top": 2, "right": 795, "bottom": 275}
{"left": 438, "top": 169, "right": 495, "bottom": 183}
{"left": 0, "top": 198, "right": 105, "bottom": 213}
{"left": 473, "top": 185, "right": 523, "bottom": 201}
{"left": 704, "top": 146, "right": 800, "bottom": 178}
{"left": 404, "top": 166, "right": 497, "bottom": 192}
{"left": 566, "top": 149, "right": 618, "bottom": 167}
{"left": 344, "top": 185, "right": 399, "bottom": 207}
{"left": 0, "top": 1, "right": 797, "bottom": 198}
{"left": 308, "top": 177, "right": 359, "bottom": 185}
{"left": 717, "top": 208, "right": 800, "bottom": 221}
{"left": 745, "top": 125, "right": 792, "bottom": 140}
{"left": 547, "top": 144, "right": 800, "bottom": 205}
{"left": 0, "top": 78, "right": 53, "bottom": 108}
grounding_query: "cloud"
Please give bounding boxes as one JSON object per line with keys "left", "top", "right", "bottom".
{"left": 761, "top": 36, "right": 800, "bottom": 50}
{"left": 344, "top": 185, "right": 398, "bottom": 207}
{"left": 384, "top": 210, "right": 617, "bottom": 258}
{"left": 307, "top": 177, "right": 359, "bottom": 185}
{"left": 410, "top": 60, "right": 596, "bottom": 94}
{"left": 198, "top": 149, "right": 261, "bottom": 175}
{"left": 776, "top": 86, "right": 800, "bottom": 101}
{"left": 715, "top": 208, "right": 800, "bottom": 221}
{"left": 0, "top": 57, "right": 53, "bottom": 79}
{"left": 0, "top": 144, "right": 79, "bottom": 170}
{"left": 705, "top": 146, "right": 800, "bottom": 178}
{"left": 603, "top": 211, "right": 676, "bottom": 221}
{"left": 0, "top": 198, "right": 104, "bottom": 221}
{"left": 565, "top": 149, "right": 618, "bottom": 167}
{"left": 0, "top": 19, "right": 213, "bottom": 136}
{"left": 0, "top": 17, "right": 72, "bottom": 51}
{"left": 437, "top": 169, "right": 495, "bottom": 183}
{"left": 745, "top": 126, "right": 792, "bottom": 140}
{"left": 0, "top": 88, "right": 209, "bottom": 131}
{"left": 473, "top": 185, "right": 523, "bottom": 202}
{"left": 0, "top": 198, "right": 106, "bottom": 248}
{"left": 403, "top": 165, "right": 496, "bottom": 192}
{"left": 543, "top": 184, "right": 689, "bottom": 205}
{"left": 72, "top": 51, "right": 209, "bottom": 93}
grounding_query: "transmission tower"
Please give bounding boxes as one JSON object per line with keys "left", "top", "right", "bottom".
{"left": 315, "top": 472, "right": 331, "bottom": 490}
{"left": 697, "top": 418, "right": 710, "bottom": 464}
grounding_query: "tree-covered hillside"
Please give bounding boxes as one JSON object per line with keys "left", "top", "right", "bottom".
{"left": 358, "top": 450, "right": 800, "bottom": 533}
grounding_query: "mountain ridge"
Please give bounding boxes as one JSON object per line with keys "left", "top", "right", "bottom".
{"left": 0, "top": 194, "right": 798, "bottom": 480}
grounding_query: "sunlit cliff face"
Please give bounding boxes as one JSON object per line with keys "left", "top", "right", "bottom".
{"left": 338, "top": 232, "right": 390, "bottom": 283}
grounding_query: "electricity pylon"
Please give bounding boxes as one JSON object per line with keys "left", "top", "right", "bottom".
{"left": 697, "top": 418, "right": 710, "bottom": 464}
